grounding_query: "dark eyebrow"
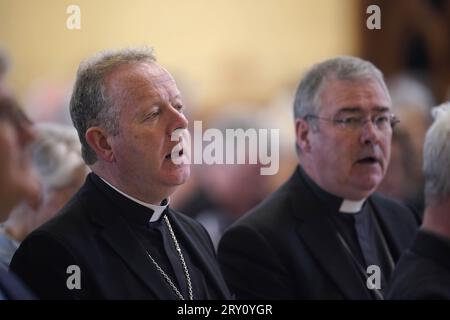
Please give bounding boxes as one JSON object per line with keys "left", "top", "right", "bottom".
{"left": 335, "top": 106, "right": 391, "bottom": 116}
{"left": 372, "top": 106, "right": 390, "bottom": 113}
{"left": 336, "top": 107, "right": 362, "bottom": 114}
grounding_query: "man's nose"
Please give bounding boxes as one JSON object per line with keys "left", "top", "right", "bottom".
{"left": 167, "top": 104, "right": 188, "bottom": 136}
{"left": 359, "top": 119, "right": 380, "bottom": 145}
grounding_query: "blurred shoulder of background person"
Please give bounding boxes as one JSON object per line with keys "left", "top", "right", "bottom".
{"left": 378, "top": 74, "right": 434, "bottom": 216}
{"left": 0, "top": 47, "right": 11, "bottom": 98}
{"left": 0, "top": 95, "right": 37, "bottom": 299}
{"left": 0, "top": 96, "right": 40, "bottom": 221}
{"left": 388, "top": 102, "right": 450, "bottom": 299}
{"left": 0, "top": 122, "right": 88, "bottom": 270}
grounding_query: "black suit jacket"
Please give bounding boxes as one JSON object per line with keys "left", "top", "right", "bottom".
{"left": 10, "top": 173, "right": 230, "bottom": 300}
{"left": 0, "top": 270, "right": 35, "bottom": 300}
{"left": 387, "top": 230, "right": 450, "bottom": 299}
{"left": 218, "top": 166, "right": 419, "bottom": 299}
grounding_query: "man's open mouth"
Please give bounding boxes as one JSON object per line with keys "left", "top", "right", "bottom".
{"left": 356, "top": 156, "right": 379, "bottom": 164}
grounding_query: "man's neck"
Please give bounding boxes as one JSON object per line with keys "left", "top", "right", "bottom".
{"left": 422, "top": 197, "right": 450, "bottom": 239}
{"left": 91, "top": 166, "right": 170, "bottom": 205}
{"left": 299, "top": 160, "right": 369, "bottom": 201}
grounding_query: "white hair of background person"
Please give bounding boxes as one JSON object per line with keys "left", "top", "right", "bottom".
{"left": 423, "top": 102, "right": 450, "bottom": 205}
{"left": 388, "top": 74, "right": 435, "bottom": 114}
{"left": 32, "top": 122, "right": 86, "bottom": 190}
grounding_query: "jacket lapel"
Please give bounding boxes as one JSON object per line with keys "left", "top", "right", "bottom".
{"left": 85, "top": 173, "right": 180, "bottom": 299}
{"left": 289, "top": 169, "right": 372, "bottom": 299}
{"left": 99, "top": 219, "right": 177, "bottom": 299}
{"left": 167, "top": 209, "right": 231, "bottom": 299}
{"left": 367, "top": 195, "right": 412, "bottom": 261}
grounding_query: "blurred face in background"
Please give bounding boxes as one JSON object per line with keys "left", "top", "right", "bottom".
{"left": 40, "top": 165, "right": 87, "bottom": 220}
{"left": 6, "top": 164, "right": 88, "bottom": 241}
{"left": 0, "top": 98, "right": 40, "bottom": 220}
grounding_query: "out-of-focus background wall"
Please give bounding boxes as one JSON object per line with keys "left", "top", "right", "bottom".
{"left": 1, "top": 0, "right": 449, "bottom": 245}
{"left": 0, "top": 0, "right": 358, "bottom": 110}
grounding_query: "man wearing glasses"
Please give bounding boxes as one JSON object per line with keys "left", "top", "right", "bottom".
{"left": 218, "top": 56, "right": 420, "bottom": 299}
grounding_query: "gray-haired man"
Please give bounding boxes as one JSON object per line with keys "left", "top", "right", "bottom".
{"left": 11, "top": 47, "right": 230, "bottom": 300}
{"left": 218, "top": 56, "right": 420, "bottom": 299}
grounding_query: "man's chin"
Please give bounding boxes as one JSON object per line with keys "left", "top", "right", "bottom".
{"left": 166, "top": 166, "right": 190, "bottom": 186}
{"left": 353, "top": 177, "right": 382, "bottom": 197}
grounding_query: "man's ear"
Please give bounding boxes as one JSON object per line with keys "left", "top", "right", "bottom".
{"left": 295, "top": 118, "right": 312, "bottom": 153}
{"left": 85, "top": 127, "right": 115, "bottom": 162}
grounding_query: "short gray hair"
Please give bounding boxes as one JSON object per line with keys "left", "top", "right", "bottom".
{"left": 423, "top": 102, "right": 450, "bottom": 205}
{"left": 32, "top": 123, "right": 87, "bottom": 189}
{"left": 69, "top": 47, "right": 156, "bottom": 164}
{"left": 293, "top": 56, "right": 389, "bottom": 119}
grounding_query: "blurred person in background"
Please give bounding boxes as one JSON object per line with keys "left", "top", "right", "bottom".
{"left": 0, "top": 48, "right": 11, "bottom": 98}
{"left": 0, "top": 123, "right": 87, "bottom": 270}
{"left": 177, "top": 116, "right": 272, "bottom": 248}
{"left": 377, "top": 129, "right": 417, "bottom": 206}
{"left": 195, "top": 162, "right": 269, "bottom": 249}
{"left": 378, "top": 75, "right": 434, "bottom": 215}
{"left": 388, "top": 102, "right": 450, "bottom": 299}
{"left": 0, "top": 59, "right": 40, "bottom": 220}
{"left": 0, "top": 95, "right": 37, "bottom": 299}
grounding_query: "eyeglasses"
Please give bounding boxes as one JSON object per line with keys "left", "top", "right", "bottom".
{"left": 304, "top": 113, "right": 400, "bottom": 132}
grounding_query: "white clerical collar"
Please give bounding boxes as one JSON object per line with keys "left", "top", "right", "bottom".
{"left": 339, "top": 199, "right": 366, "bottom": 214}
{"left": 100, "top": 177, "right": 168, "bottom": 222}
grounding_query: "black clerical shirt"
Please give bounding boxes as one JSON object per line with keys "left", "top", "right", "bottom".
{"left": 299, "top": 167, "right": 395, "bottom": 297}
{"left": 94, "top": 177, "right": 212, "bottom": 300}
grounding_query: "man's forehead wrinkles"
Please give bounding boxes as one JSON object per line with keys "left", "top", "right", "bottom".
{"left": 120, "top": 73, "right": 177, "bottom": 92}
{"left": 336, "top": 107, "right": 361, "bottom": 113}
{"left": 336, "top": 106, "right": 391, "bottom": 114}
{"left": 117, "top": 87, "right": 181, "bottom": 109}
{"left": 148, "top": 76, "right": 175, "bottom": 85}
